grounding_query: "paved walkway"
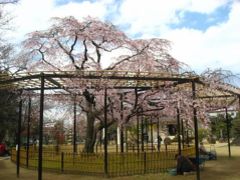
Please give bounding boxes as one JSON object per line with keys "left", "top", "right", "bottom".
{"left": 0, "top": 156, "right": 10, "bottom": 161}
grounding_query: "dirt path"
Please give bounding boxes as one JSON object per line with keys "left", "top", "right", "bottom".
{"left": 1, "top": 145, "right": 240, "bottom": 180}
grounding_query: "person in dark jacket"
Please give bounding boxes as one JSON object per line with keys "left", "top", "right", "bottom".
{"left": 176, "top": 154, "right": 196, "bottom": 175}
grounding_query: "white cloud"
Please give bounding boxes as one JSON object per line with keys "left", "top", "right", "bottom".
{"left": 51, "top": 0, "right": 113, "bottom": 20}
{"left": 115, "top": 0, "right": 231, "bottom": 37}
{"left": 5, "top": 0, "right": 55, "bottom": 41}
{"left": 3, "top": 0, "right": 240, "bottom": 74}
{"left": 162, "top": 1, "right": 240, "bottom": 73}
{"left": 115, "top": 0, "right": 240, "bottom": 73}
{"left": 116, "top": 0, "right": 188, "bottom": 36}
{"left": 187, "top": 0, "right": 231, "bottom": 14}
{"left": 5, "top": 0, "right": 114, "bottom": 42}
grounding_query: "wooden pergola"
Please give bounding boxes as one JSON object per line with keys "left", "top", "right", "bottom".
{"left": 0, "top": 70, "right": 239, "bottom": 180}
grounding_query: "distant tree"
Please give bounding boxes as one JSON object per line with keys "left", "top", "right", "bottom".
{"left": 210, "top": 114, "right": 226, "bottom": 140}
{"left": 0, "top": 1, "right": 22, "bottom": 146}
{"left": 210, "top": 113, "right": 234, "bottom": 142}
{"left": 0, "top": 0, "right": 23, "bottom": 73}
{"left": 198, "top": 128, "right": 210, "bottom": 143}
{"left": 0, "top": 84, "right": 18, "bottom": 145}
{"left": 231, "top": 112, "right": 240, "bottom": 145}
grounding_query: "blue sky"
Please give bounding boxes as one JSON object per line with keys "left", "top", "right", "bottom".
{"left": 171, "top": 5, "right": 231, "bottom": 31}
{"left": 5, "top": 0, "right": 240, "bottom": 75}
{"left": 55, "top": 0, "right": 232, "bottom": 32}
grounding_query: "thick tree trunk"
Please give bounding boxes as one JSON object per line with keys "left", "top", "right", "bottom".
{"left": 84, "top": 112, "right": 97, "bottom": 153}
{"left": 82, "top": 90, "right": 99, "bottom": 153}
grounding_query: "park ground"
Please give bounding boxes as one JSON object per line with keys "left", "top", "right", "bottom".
{"left": 1, "top": 143, "right": 240, "bottom": 180}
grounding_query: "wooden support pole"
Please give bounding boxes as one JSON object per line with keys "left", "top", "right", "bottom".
{"left": 192, "top": 81, "right": 200, "bottom": 180}
{"left": 157, "top": 118, "right": 160, "bottom": 151}
{"left": 150, "top": 117, "right": 154, "bottom": 152}
{"left": 137, "top": 113, "right": 140, "bottom": 153}
{"left": 177, "top": 107, "right": 181, "bottom": 155}
{"left": 181, "top": 118, "right": 185, "bottom": 149}
{"left": 26, "top": 98, "right": 31, "bottom": 168}
{"left": 141, "top": 114, "right": 144, "bottom": 152}
{"left": 225, "top": 107, "right": 231, "bottom": 158}
{"left": 73, "top": 96, "right": 77, "bottom": 154}
{"left": 16, "top": 100, "right": 22, "bottom": 178}
{"left": 104, "top": 88, "right": 108, "bottom": 176}
{"left": 38, "top": 73, "right": 45, "bottom": 180}
{"left": 120, "top": 94, "right": 124, "bottom": 153}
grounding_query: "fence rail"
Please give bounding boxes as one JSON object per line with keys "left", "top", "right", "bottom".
{"left": 11, "top": 145, "right": 195, "bottom": 177}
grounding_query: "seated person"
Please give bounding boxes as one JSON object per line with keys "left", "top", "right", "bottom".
{"left": 199, "top": 142, "right": 217, "bottom": 160}
{"left": 176, "top": 154, "right": 196, "bottom": 175}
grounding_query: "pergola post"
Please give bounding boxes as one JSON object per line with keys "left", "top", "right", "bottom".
{"left": 38, "top": 73, "right": 45, "bottom": 180}
{"left": 181, "top": 118, "right": 185, "bottom": 149}
{"left": 192, "top": 81, "right": 200, "bottom": 180}
{"left": 73, "top": 95, "right": 77, "bottom": 154}
{"left": 145, "top": 118, "right": 149, "bottom": 151}
{"left": 16, "top": 99, "right": 22, "bottom": 178}
{"left": 239, "top": 95, "right": 240, "bottom": 110}
{"left": 26, "top": 98, "right": 31, "bottom": 168}
{"left": 176, "top": 107, "right": 181, "bottom": 155}
{"left": 137, "top": 113, "right": 140, "bottom": 153}
{"left": 104, "top": 88, "right": 108, "bottom": 176}
{"left": 186, "top": 121, "right": 190, "bottom": 147}
{"left": 150, "top": 117, "right": 154, "bottom": 152}
{"left": 120, "top": 93, "right": 124, "bottom": 153}
{"left": 157, "top": 118, "right": 160, "bottom": 151}
{"left": 120, "top": 126, "right": 124, "bottom": 152}
{"left": 225, "top": 107, "right": 231, "bottom": 158}
{"left": 141, "top": 114, "right": 144, "bottom": 152}
{"left": 125, "top": 127, "right": 128, "bottom": 152}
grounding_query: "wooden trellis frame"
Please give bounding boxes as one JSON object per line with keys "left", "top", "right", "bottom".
{"left": 0, "top": 70, "right": 239, "bottom": 180}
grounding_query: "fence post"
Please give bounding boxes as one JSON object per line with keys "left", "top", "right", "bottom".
{"left": 61, "top": 152, "right": 64, "bottom": 172}
{"left": 144, "top": 152, "right": 147, "bottom": 174}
